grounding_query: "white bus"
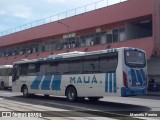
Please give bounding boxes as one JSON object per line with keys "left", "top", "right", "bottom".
{"left": 12, "top": 47, "right": 147, "bottom": 101}
{"left": 0, "top": 65, "right": 13, "bottom": 89}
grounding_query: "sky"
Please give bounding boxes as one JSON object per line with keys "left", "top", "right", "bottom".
{"left": 0, "top": 0, "right": 127, "bottom": 34}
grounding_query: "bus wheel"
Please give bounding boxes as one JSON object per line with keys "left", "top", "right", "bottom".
{"left": 88, "top": 97, "right": 100, "bottom": 102}
{"left": 0, "top": 82, "right": 5, "bottom": 90}
{"left": 22, "top": 86, "right": 29, "bottom": 97}
{"left": 66, "top": 87, "right": 77, "bottom": 102}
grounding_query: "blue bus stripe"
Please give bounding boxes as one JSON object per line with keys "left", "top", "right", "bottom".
{"left": 30, "top": 76, "right": 43, "bottom": 90}
{"left": 140, "top": 69, "right": 146, "bottom": 85}
{"left": 136, "top": 70, "right": 143, "bottom": 86}
{"left": 114, "top": 72, "right": 117, "bottom": 93}
{"left": 109, "top": 73, "right": 112, "bottom": 93}
{"left": 41, "top": 75, "right": 52, "bottom": 90}
{"left": 105, "top": 73, "right": 108, "bottom": 93}
{"left": 131, "top": 69, "right": 137, "bottom": 87}
{"left": 52, "top": 75, "right": 62, "bottom": 90}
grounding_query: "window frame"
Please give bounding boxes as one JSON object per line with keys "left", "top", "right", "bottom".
{"left": 124, "top": 50, "right": 146, "bottom": 68}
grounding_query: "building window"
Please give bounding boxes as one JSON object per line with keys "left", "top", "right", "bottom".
{"left": 49, "top": 40, "right": 57, "bottom": 51}
{"left": 95, "top": 33, "right": 101, "bottom": 45}
{"left": 119, "top": 28, "right": 125, "bottom": 41}
{"left": 113, "top": 29, "right": 119, "bottom": 42}
{"left": 80, "top": 36, "right": 86, "bottom": 47}
{"left": 106, "top": 31, "right": 113, "bottom": 43}
{"left": 69, "top": 37, "right": 76, "bottom": 48}
{"left": 100, "top": 32, "right": 107, "bottom": 44}
{"left": 75, "top": 37, "right": 81, "bottom": 47}
{"left": 86, "top": 34, "right": 93, "bottom": 46}
{"left": 56, "top": 39, "right": 64, "bottom": 50}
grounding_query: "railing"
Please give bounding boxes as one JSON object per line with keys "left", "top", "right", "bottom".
{"left": 0, "top": 0, "right": 127, "bottom": 37}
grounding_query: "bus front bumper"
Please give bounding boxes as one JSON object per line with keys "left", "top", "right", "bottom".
{"left": 121, "top": 87, "right": 147, "bottom": 97}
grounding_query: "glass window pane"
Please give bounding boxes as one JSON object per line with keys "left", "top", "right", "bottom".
{"left": 83, "top": 55, "right": 100, "bottom": 73}
{"left": 100, "top": 53, "right": 118, "bottom": 73}
{"left": 69, "top": 57, "right": 82, "bottom": 74}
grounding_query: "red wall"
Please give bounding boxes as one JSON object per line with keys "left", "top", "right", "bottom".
{"left": 0, "top": 37, "right": 154, "bottom": 65}
{"left": 0, "top": 0, "right": 154, "bottom": 47}
{"left": 153, "top": 0, "right": 160, "bottom": 55}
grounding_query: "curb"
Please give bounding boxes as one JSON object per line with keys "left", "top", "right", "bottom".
{"left": 147, "top": 92, "right": 160, "bottom": 96}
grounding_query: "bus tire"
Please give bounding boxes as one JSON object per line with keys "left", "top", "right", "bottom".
{"left": 0, "top": 82, "right": 5, "bottom": 90}
{"left": 66, "top": 87, "right": 77, "bottom": 102}
{"left": 88, "top": 97, "right": 101, "bottom": 102}
{"left": 22, "top": 85, "right": 29, "bottom": 97}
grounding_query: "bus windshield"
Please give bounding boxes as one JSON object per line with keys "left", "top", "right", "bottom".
{"left": 125, "top": 50, "right": 146, "bottom": 68}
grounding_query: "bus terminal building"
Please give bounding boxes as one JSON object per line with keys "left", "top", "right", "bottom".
{"left": 0, "top": 0, "right": 160, "bottom": 90}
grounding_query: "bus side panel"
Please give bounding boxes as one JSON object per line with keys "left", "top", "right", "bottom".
{"left": 12, "top": 77, "right": 23, "bottom": 92}
{"left": 58, "top": 74, "right": 105, "bottom": 97}
{"left": 12, "top": 82, "right": 20, "bottom": 92}
{"left": 48, "top": 75, "right": 62, "bottom": 95}
{"left": 8, "top": 76, "right": 12, "bottom": 87}
{"left": 28, "top": 74, "right": 103, "bottom": 97}
{"left": 52, "top": 75, "right": 64, "bottom": 96}
{"left": 103, "top": 50, "right": 123, "bottom": 97}
{"left": 103, "top": 72, "right": 122, "bottom": 97}
{"left": 12, "top": 76, "right": 37, "bottom": 93}
{"left": 0, "top": 76, "right": 5, "bottom": 86}
{"left": 29, "top": 75, "right": 60, "bottom": 95}
{"left": 29, "top": 76, "right": 44, "bottom": 94}
{"left": 60, "top": 74, "right": 84, "bottom": 97}
{"left": 0, "top": 76, "right": 11, "bottom": 88}
{"left": 81, "top": 74, "right": 105, "bottom": 97}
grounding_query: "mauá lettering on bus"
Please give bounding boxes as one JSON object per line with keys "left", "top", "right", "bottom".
{"left": 70, "top": 75, "right": 98, "bottom": 83}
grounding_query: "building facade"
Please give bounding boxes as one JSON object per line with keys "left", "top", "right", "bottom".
{"left": 0, "top": 0, "right": 160, "bottom": 89}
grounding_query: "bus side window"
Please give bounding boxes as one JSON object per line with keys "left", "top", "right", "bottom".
{"left": 57, "top": 60, "right": 69, "bottom": 74}
{"left": 69, "top": 57, "right": 83, "bottom": 74}
{"left": 28, "top": 64, "right": 34, "bottom": 75}
{"left": 39, "top": 63, "right": 46, "bottom": 76}
{"left": 83, "top": 55, "right": 100, "bottom": 73}
{"left": 20, "top": 64, "right": 28, "bottom": 75}
{"left": 27, "top": 63, "right": 40, "bottom": 76}
{"left": 5, "top": 68, "right": 12, "bottom": 76}
{"left": 8, "top": 68, "right": 13, "bottom": 76}
{"left": 46, "top": 62, "right": 58, "bottom": 75}
{"left": 35, "top": 63, "right": 40, "bottom": 73}
{"left": 100, "top": 53, "right": 118, "bottom": 73}
{"left": 0, "top": 69, "right": 5, "bottom": 76}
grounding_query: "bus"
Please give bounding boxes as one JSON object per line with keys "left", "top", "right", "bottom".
{"left": 12, "top": 47, "right": 147, "bottom": 101}
{"left": 0, "top": 65, "right": 13, "bottom": 90}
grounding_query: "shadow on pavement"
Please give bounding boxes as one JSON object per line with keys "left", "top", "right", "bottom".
{"left": 2, "top": 94, "right": 151, "bottom": 116}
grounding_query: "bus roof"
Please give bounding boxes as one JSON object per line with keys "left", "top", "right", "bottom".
{"left": 14, "top": 47, "right": 145, "bottom": 64}
{"left": 0, "top": 65, "right": 13, "bottom": 68}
